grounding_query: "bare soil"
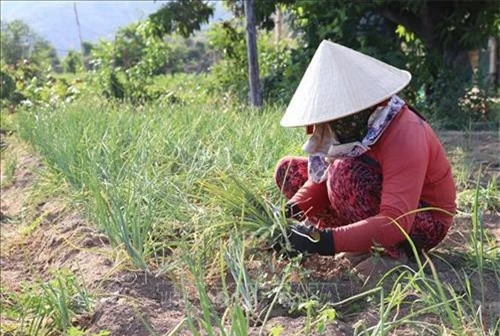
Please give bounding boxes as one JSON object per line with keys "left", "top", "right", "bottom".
{"left": 1, "top": 131, "right": 498, "bottom": 335}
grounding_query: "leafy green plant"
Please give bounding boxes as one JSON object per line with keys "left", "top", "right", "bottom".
{"left": 16, "top": 96, "right": 297, "bottom": 267}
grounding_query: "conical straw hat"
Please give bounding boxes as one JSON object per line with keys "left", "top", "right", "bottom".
{"left": 281, "top": 40, "right": 411, "bottom": 127}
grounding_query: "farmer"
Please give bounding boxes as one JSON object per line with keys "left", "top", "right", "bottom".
{"left": 274, "top": 41, "right": 456, "bottom": 277}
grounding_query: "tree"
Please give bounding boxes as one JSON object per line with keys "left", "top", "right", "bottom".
{"left": 31, "top": 38, "right": 60, "bottom": 70}
{"left": 0, "top": 20, "right": 59, "bottom": 69}
{"left": 375, "top": 1, "right": 499, "bottom": 69}
{"left": 1, "top": 20, "right": 34, "bottom": 65}
{"left": 282, "top": 0, "right": 500, "bottom": 123}
{"left": 217, "top": 0, "right": 498, "bottom": 124}
{"left": 81, "top": 41, "right": 94, "bottom": 70}
{"left": 82, "top": 41, "right": 93, "bottom": 57}
{"left": 149, "top": 0, "right": 214, "bottom": 38}
{"left": 63, "top": 50, "right": 83, "bottom": 73}
{"left": 225, "top": 0, "right": 499, "bottom": 76}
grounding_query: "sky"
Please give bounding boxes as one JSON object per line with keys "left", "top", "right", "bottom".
{"left": 1, "top": 0, "right": 232, "bottom": 56}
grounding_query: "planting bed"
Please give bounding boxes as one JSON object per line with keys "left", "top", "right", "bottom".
{"left": 1, "top": 130, "right": 498, "bottom": 335}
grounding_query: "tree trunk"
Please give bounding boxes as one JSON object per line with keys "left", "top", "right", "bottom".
{"left": 275, "top": 6, "right": 282, "bottom": 45}
{"left": 244, "top": 0, "right": 262, "bottom": 107}
{"left": 489, "top": 37, "right": 499, "bottom": 87}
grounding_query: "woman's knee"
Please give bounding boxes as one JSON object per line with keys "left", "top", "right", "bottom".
{"left": 274, "top": 156, "right": 307, "bottom": 187}
{"left": 274, "top": 156, "right": 309, "bottom": 200}
{"left": 326, "top": 157, "right": 382, "bottom": 220}
{"left": 274, "top": 156, "right": 292, "bottom": 187}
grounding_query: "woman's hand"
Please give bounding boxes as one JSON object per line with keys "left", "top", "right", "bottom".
{"left": 284, "top": 202, "right": 303, "bottom": 220}
{"left": 273, "top": 221, "right": 335, "bottom": 257}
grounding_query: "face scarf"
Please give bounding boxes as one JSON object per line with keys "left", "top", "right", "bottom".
{"left": 330, "top": 107, "right": 375, "bottom": 144}
{"left": 302, "top": 95, "right": 406, "bottom": 183}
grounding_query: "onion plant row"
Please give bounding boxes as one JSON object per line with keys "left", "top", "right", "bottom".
{"left": 16, "top": 97, "right": 299, "bottom": 268}
{"left": 14, "top": 96, "right": 499, "bottom": 335}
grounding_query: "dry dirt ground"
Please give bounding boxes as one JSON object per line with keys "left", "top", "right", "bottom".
{"left": 0, "top": 131, "right": 498, "bottom": 335}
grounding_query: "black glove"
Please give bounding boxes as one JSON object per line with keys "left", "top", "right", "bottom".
{"left": 284, "top": 202, "right": 304, "bottom": 220}
{"left": 273, "top": 222, "right": 335, "bottom": 257}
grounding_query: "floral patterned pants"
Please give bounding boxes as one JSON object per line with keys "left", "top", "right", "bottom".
{"left": 274, "top": 156, "right": 449, "bottom": 256}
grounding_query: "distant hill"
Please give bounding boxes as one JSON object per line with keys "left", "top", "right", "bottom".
{"left": 0, "top": 0, "right": 232, "bottom": 57}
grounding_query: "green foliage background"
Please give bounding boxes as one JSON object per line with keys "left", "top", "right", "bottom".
{"left": 2, "top": 0, "right": 498, "bottom": 128}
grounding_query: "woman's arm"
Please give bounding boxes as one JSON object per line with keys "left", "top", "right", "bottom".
{"left": 288, "top": 179, "right": 331, "bottom": 219}
{"left": 331, "top": 120, "right": 430, "bottom": 252}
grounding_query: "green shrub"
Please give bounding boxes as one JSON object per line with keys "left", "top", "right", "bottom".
{"left": 1, "top": 62, "right": 83, "bottom": 110}
{"left": 0, "top": 70, "right": 15, "bottom": 100}
{"left": 87, "top": 20, "right": 208, "bottom": 103}
{"left": 206, "top": 20, "right": 248, "bottom": 101}
{"left": 62, "top": 50, "right": 84, "bottom": 74}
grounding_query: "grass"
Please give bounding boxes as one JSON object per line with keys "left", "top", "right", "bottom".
{"left": 4, "top": 88, "right": 499, "bottom": 335}
{"left": 0, "top": 154, "right": 17, "bottom": 188}
{"left": 0, "top": 271, "right": 93, "bottom": 335}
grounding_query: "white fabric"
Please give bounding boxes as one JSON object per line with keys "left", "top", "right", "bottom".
{"left": 281, "top": 40, "right": 411, "bottom": 128}
{"left": 303, "top": 95, "right": 405, "bottom": 183}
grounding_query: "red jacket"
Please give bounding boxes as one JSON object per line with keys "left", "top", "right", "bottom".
{"left": 292, "top": 106, "right": 456, "bottom": 252}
